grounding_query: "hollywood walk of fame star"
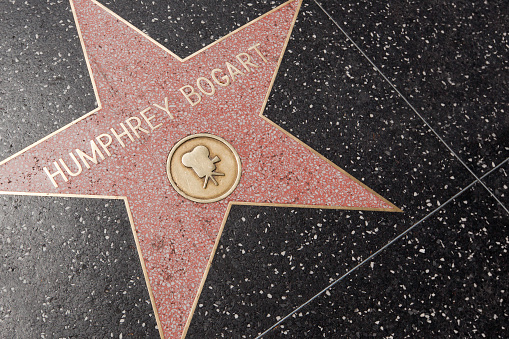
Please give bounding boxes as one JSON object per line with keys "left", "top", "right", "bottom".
{"left": 0, "top": 0, "right": 400, "bottom": 337}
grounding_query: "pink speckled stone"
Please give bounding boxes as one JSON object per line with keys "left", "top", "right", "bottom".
{"left": 0, "top": 0, "right": 398, "bottom": 337}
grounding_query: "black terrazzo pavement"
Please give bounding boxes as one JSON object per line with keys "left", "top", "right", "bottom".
{"left": 484, "top": 162, "right": 508, "bottom": 208}
{"left": 188, "top": 207, "right": 403, "bottom": 338}
{"left": 0, "top": 0, "right": 507, "bottom": 338}
{"left": 263, "top": 183, "right": 508, "bottom": 338}
{"left": 0, "top": 0, "right": 96, "bottom": 160}
{"left": 0, "top": 195, "right": 158, "bottom": 337}
{"left": 318, "top": 0, "right": 509, "bottom": 176}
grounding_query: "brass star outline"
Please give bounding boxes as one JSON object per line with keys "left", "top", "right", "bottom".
{"left": 0, "top": 1, "right": 401, "bottom": 338}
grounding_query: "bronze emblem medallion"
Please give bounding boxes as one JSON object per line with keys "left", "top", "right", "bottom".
{"left": 167, "top": 133, "right": 242, "bottom": 203}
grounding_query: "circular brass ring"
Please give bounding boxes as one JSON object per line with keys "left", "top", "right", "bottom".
{"left": 166, "top": 133, "right": 241, "bottom": 203}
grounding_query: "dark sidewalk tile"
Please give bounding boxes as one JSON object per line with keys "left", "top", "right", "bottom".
{"left": 0, "top": 1, "right": 96, "bottom": 160}
{"left": 96, "top": 0, "right": 287, "bottom": 58}
{"left": 264, "top": 184, "right": 509, "bottom": 338}
{"left": 318, "top": 0, "right": 509, "bottom": 176}
{"left": 0, "top": 195, "right": 158, "bottom": 338}
{"left": 186, "top": 2, "right": 476, "bottom": 337}
{"left": 187, "top": 206, "right": 405, "bottom": 338}
{"left": 483, "top": 161, "right": 509, "bottom": 212}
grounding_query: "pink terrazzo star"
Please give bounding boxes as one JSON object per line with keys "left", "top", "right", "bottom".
{"left": 0, "top": 0, "right": 400, "bottom": 337}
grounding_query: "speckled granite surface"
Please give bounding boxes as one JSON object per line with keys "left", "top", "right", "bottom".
{"left": 0, "top": 0, "right": 507, "bottom": 338}
{"left": 263, "top": 182, "right": 508, "bottom": 338}
{"left": 317, "top": 0, "right": 509, "bottom": 176}
{"left": 0, "top": 0, "right": 97, "bottom": 160}
{"left": 0, "top": 195, "right": 158, "bottom": 338}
